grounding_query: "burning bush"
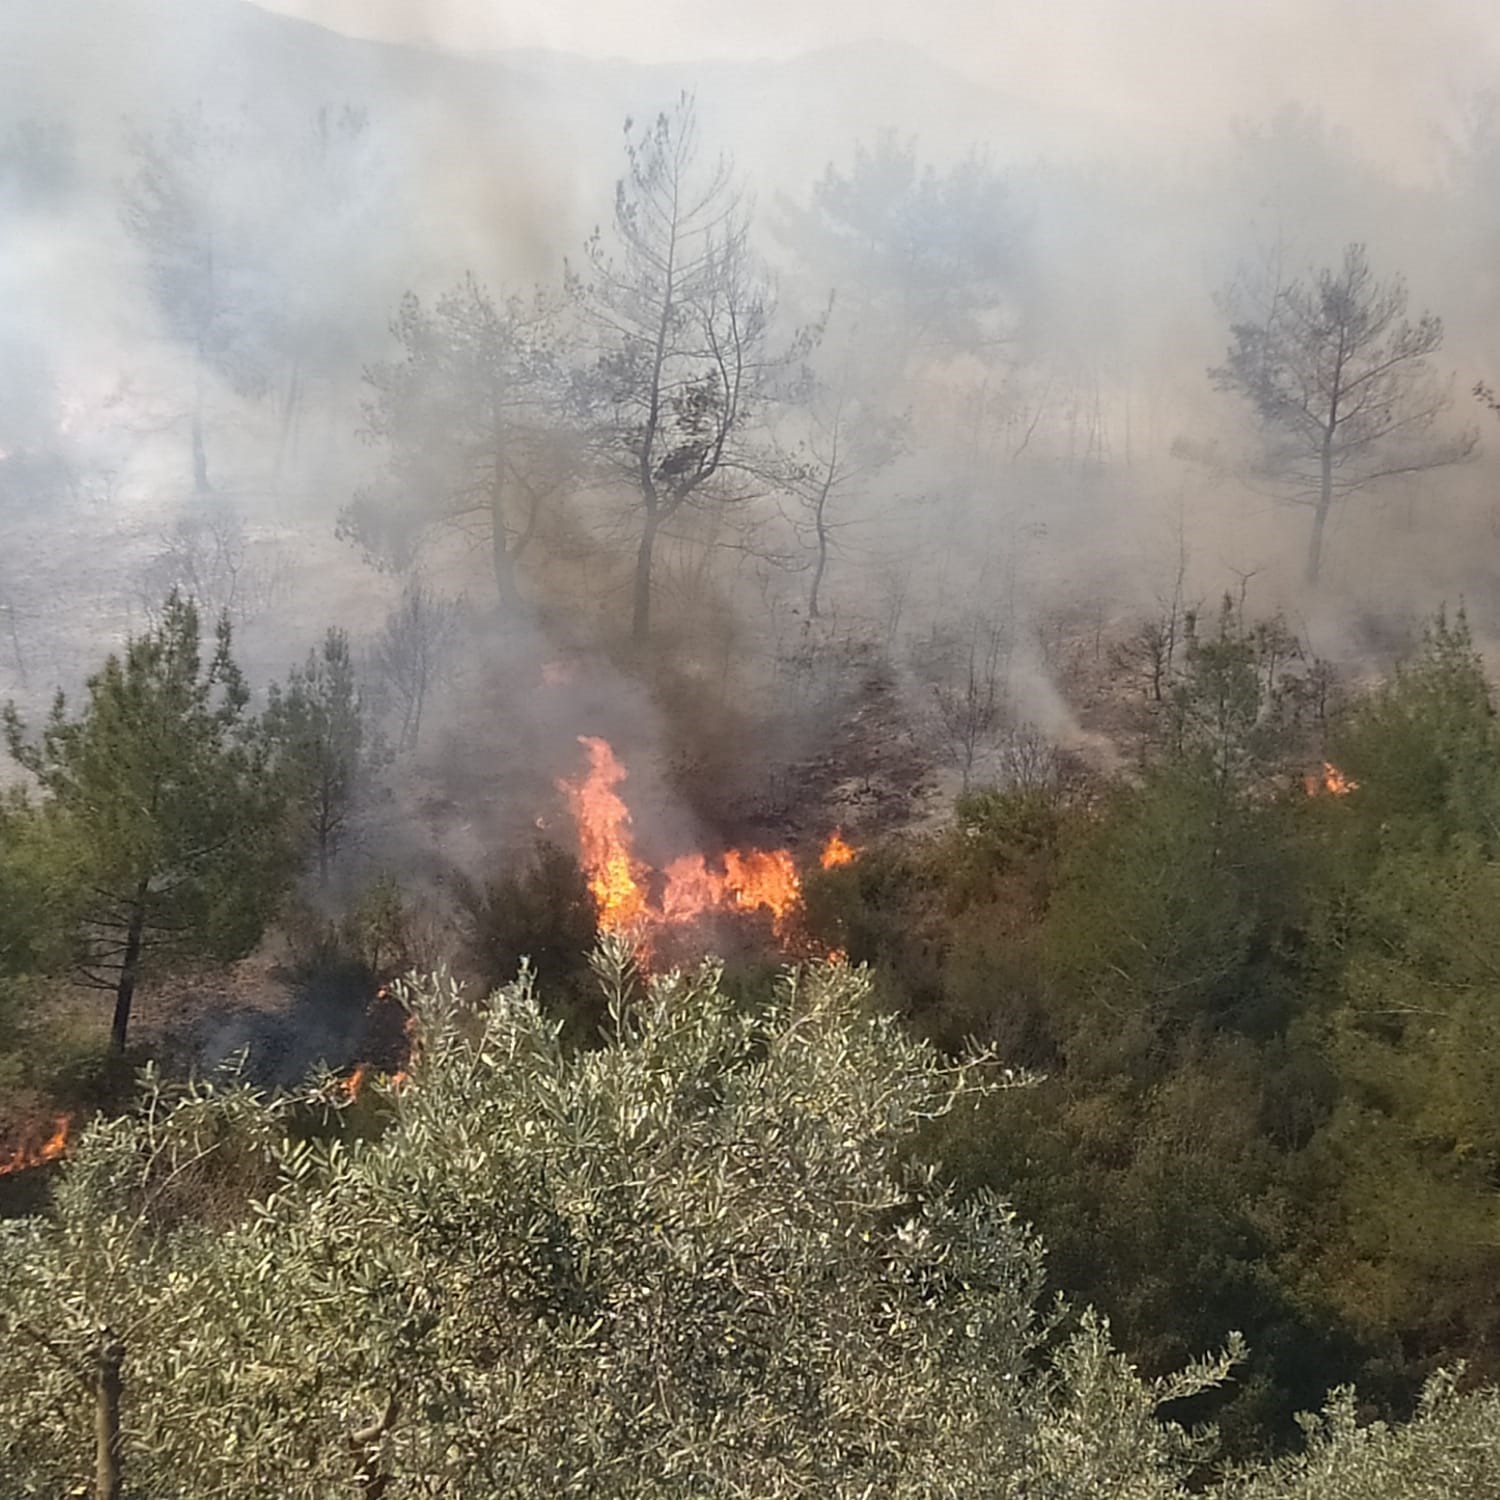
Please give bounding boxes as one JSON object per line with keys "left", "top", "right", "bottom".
{"left": 555, "top": 734, "right": 854, "bottom": 965}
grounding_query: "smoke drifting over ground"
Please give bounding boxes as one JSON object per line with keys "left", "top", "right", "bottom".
{"left": 3, "top": 0, "right": 1500, "bottom": 883}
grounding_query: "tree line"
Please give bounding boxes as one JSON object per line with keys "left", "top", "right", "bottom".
{"left": 336, "top": 99, "right": 1474, "bottom": 630}
{"left": 24, "top": 89, "right": 1470, "bottom": 649}
{"left": 802, "top": 604, "right": 1500, "bottom": 1453}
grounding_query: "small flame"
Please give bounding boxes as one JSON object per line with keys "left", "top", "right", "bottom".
{"left": 820, "top": 830, "right": 857, "bottom": 869}
{"left": 0, "top": 1115, "right": 72, "bottom": 1177}
{"left": 338, "top": 1063, "right": 372, "bottom": 1101}
{"left": 1305, "top": 762, "right": 1358, "bottom": 797}
{"left": 332, "top": 1002, "right": 416, "bottom": 1102}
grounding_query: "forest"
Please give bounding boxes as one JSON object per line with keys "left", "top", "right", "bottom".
{"left": 5, "top": 0, "right": 1500, "bottom": 1492}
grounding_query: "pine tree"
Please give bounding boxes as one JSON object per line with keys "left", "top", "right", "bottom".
{"left": 345, "top": 276, "right": 572, "bottom": 610}
{"left": 1212, "top": 244, "right": 1473, "bottom": 584}
{"left": 2, "top": 592, "right": 293, "bottom": 1051}
{"left": 264, "top": 627, "right": 380, "bottom": 883}
{"left": 570, "top": 94, "right": 814, "bottom": 644}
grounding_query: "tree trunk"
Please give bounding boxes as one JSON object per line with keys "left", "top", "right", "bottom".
{"left": 808, "top": 541, "right": 827, "bottom": 620}
{"left": 490, "top": 462, "right": 519, "bottom": 610}
{"left": 631, "top": 512, "right": 659, "bottom": 645}
{"left": 111, "top": 889, "right": 149, "bottom": 1054}
{"left": 316, "top": 775, "right": 335, "bottom": 885}
{"left": 809, "top": 501, "right": 830, "bottom": 620}
{"left": 1306, "top": 435, "right": 1334, "bottom": 586}
{"left": 275, "top": 355, "right": 305, "bottom": 480}
{"left": 191, "top": 401, "right": 210, "bottom": 495}
{"left": 190, "top": 345, "right": 211, "bottom": 494}
{"left": 94, "top": 1331, "right": 124, "bottom": 1500}
{"left": 409, "top": 675, "right": 426, "bottom": 752}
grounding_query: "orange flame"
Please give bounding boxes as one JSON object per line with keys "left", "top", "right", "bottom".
{"left": 558, "top": 737, "right": 845, "bottom": 956}
{"left": 1305, "top": 762, "right": 1359, "bottom": 797}
{"left": 820, "top": 830, "right": 856, "bottom": 869}
{"left": 557, "top": 737, "right": 651, "bottom": 933}
{"left": 338, "top": 1063, "right": 372, "bottom": 1101}
{"left": 722, "top": 848, "right": 802, "bottom": 926}
{"left": 0, "top": 1115, "right": 72, "bottom": 1177}
{"left": 333, "top": 1000, "right": 417, "bottom": 1102}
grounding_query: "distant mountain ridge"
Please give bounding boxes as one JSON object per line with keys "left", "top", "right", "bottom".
{"left": 1, "top": 0, "right": 1149, "bottom": 191}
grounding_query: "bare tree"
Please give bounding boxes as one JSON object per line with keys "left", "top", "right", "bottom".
{"left": 570, "top": 94, "right": 814, "bottom": 645}
{"left": 1213, "top": 243, "right": 1474, "bottom": 585}
{"left": 346, "top": 276, "right": 571, "bottom": 611}
{"left": 370, "top": 579, "right": 462, "bottom": 753}
{"left": 138, "top": 502, "right": 292, "bottom": 626}
{"left": 999, "top": 723, "right": 1062, "bottom": 794}
{"left": 930, "top": 612, "right": 1011, "bottom": 794}
{"left": 121, "top": 109, "right": 276, "bottom": 493}
{"left": 784, "top": 346, "right": 905, "bottom": 619}
{"left": 1111, "top": 516, "right": 1195, "bottom": 705}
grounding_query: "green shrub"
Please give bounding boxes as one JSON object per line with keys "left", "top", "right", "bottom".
{"left": 0, "top": 948, "right": 1248, "bottom": 1498}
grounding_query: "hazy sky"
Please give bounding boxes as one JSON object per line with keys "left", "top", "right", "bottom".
{"left": 256, "top": 0, "right": 1500, "bottom": 156}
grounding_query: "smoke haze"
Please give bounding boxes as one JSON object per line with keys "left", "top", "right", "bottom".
{"left": 3, "top": 0, "right": 1500, "bottom": 846}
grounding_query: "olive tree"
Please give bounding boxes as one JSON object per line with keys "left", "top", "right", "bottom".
{"left": 1223, "top": 1373, "right": 1500, "bottom": 1500}
{"left": 0, "top": 948, "right": 1245, "bottom": 1498}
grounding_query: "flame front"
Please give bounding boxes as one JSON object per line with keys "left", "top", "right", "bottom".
{"left": 0, "top": 1115, "right": 72, "bottom": 1177}
{"left": 722, "top": 848, "right": 801, "bottom": 926}
{"left": 1305, "top": 762, "right": 1358, "bottom": 797}
{"left": 557, "top": 736, "right": 650, "bottom": 932}
{"left": 559, "top": 738, "right": 855, "bottom": 955}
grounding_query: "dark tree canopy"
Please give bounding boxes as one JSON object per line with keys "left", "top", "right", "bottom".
{"left": 2, "top": 593, "right": 294, "bottom": 1051}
